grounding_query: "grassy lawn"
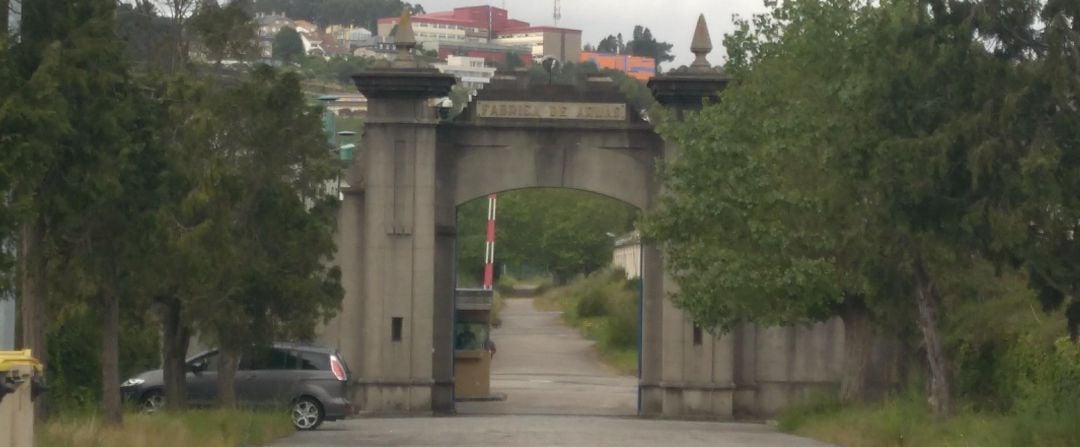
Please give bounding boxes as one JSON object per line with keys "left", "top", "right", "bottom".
{"left": 780, "top": 394, "right": 1080, "bottom": 447}
{"left": 38, "top": 409, "right": 294, "bottom": 447}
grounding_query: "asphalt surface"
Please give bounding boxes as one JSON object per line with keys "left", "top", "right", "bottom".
{"left": 268, "top": 298, "right": 833, "bottom": 447}
{"left": 269, "top": 415, "right": 835, "bottom": 446}
{"left": 455, "top": 297, "right": 638, "bottom": 416}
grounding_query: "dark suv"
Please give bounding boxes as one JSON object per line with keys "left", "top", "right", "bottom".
{"left": 120, "top": 343, "right": 352, "bottom": 430}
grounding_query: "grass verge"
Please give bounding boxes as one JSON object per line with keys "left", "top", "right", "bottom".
{"left": 533, "top": 269, "right": 639, "bottom": 376}
{"left": 37, "top": 409, "right": 294, "bottom": 447}
{"left": 780, "top": 393, "right": 1080, "bottom": 447}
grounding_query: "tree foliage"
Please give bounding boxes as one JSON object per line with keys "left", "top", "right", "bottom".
{"left": 596, "top": 33, "right": 625, "bottom": 54}
{"left": 252, "top": 0, "right": 423, "bottom": 30}
{"left": 272, "top": 27, "right": 304, "bottom": 64}
{"left": 148, "top": 66, "right": 344, "bottom": 406}
{"left": 189, "top": 0, "right": 257, "bottom": 65}
{"left": 300, "top": 54, "right": 376, "bottom": 85}
{"left": 639, "top": 0, "right": 1028, "bottom": 416}
{"left": 457, "top": 189, "right": 637, "bottom": 284}
{"left": 116, "top": 0, "right": 182, "bottom": 71}
{"left": 4, "top": 0, "right": 346, "bottom": 419}
{"left": 593, "top": 26, "right": 675, "bottom": 72}
{"left": 644, "top": 0, "right": 1080, "bottom": 418}
{"left": 524, "top": 61, "right": 655, "bottom": 113}
{"left": 626, "top": 26, "right": 674, "bottom": 72}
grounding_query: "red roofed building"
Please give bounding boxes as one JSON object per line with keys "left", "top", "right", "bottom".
{"left": 377, "top": 5, "right": 580, "bottom": 63}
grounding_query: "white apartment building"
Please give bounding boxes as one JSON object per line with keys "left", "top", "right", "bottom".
{"left": 432, "top": 56, "right": 497, "bottom": 93}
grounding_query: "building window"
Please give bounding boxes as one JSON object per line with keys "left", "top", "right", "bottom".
{"left": 392, "top": 317, "right": 403, "bottom": 342}
{"left": 692, "top": 324, "right": 703, "bottom": 346}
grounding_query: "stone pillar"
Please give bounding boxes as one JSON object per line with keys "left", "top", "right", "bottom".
{"left": 638, "top": 243, "right": 664, "bottom": 415}
{"left": 431, "top": 126, "right": 457, "bottom": 414}
{"left": 646, "top": 13, "right": 732, "bottom": 419}
{"left": 348, "top": 12, "right": 456, "bottom": 412}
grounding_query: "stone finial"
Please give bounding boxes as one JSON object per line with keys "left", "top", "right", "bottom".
{"left": 394, "top": 7, "right": 416, "bottom": 63}
{"left": 689, "top": 14, "right": 713, "bottom": 71}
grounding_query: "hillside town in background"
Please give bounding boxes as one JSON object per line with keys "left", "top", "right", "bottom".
{"left": 257, "top": 3, "right": 658, "bottom": 91}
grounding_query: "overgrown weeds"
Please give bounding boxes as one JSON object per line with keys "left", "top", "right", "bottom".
{"left": 37, "top": 409, "right": 293, "bottom": 447}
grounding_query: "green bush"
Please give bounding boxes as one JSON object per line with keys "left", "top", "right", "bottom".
{"left": 575, "top": 283, "right": 609, "bottom": 318}
{"left": 602, "top": 301, "right": 637, "bottom": 348}
{"left": 1003, "top": 337, "right": 1080, "bottom": 445}
{"left": 46, "top": 302, "right": 161, "bottom": 411}
{"left": 601, "top": 278, "right": 639, "bottom": 349}
{"left": 953, "top": 340, "right": 1017, "bottom": 411}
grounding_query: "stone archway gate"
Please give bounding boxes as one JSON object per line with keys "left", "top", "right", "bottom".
{"left": 316, "top": 15, "right": 878, "bottom": 420}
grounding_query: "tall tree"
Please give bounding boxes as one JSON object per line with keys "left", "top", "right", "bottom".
{"left": 7, "top": 0, "right": 146, "bottom": 425}
{"left": 152, "top": 0, "right": 200, "bottom": 67}
{"left": 190, "top": 0, "right": 256, "bottom": 65}
{"left": 647, "top": 0, "right": 1010, "bottom": 418}
{"left": 175, "top": 66, "right": 343, "bottom": 406}
{"left": 626, "top": 25, "right": 673, "bottom": 72}
{"left": 272, "top": 26, "right": 303, "bottom": 63}
{"left": 972, "top": 0, "right": 1080, "bottom": 342}
{"left": 596, "top": 34, "right": 621, "bottom": 54}
{"left": 116, "top": 0, "right": 183, "bottom": 71}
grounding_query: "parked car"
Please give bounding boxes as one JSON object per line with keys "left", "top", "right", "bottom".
{"left": 120, "top": 342, "right": 352, "bottom": 430}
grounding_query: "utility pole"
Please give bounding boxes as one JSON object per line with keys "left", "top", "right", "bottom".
{"left": 553, "top": 0, "right": 560, "bottom": 26}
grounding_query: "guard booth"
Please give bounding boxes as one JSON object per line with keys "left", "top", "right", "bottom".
{"left": 454, "top": 288, "right": 493, "bottom": 399}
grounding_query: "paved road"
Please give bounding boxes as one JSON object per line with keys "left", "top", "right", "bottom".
{"left": 456, "top": 297, "right": 638, "bottom": 416}
{"left": 269, "top": 297, "right": 832, "bottom": 446}
{"left": 269, "top": 415, "right": 834, "bottom": 447}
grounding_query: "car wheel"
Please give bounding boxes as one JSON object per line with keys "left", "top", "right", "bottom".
{"left": 291, "top": 397, "right": 324, "bottom": 430}
{"left": 140, "top": 389, "right": 165, "bottom": 414}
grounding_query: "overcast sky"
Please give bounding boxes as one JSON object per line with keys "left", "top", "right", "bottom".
{"left": 416, "top": 0, "right": 768, "bottom": 69}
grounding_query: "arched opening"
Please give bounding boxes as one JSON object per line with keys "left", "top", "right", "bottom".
{"left": 450, "top": 188, "right": 643, "bottom": 416}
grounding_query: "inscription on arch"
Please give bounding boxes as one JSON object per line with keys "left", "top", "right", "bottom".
{"left": 476, "top": 101, "right": 627, "bottom": 121}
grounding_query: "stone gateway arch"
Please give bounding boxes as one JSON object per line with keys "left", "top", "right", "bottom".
{"left": 316, "top": 15, "right": 893, "bottom": 420}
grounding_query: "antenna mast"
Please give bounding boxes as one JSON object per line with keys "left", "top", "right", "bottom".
{"left": 553, "top": 0, "right": 561, "bottom": 26}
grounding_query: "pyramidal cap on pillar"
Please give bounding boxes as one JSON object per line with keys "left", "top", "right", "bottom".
{"left": 351, "top": 8, "right": 455, "bottom": 99}
{"left": 647, "top": 13, "right": 729, "bottom": 109}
